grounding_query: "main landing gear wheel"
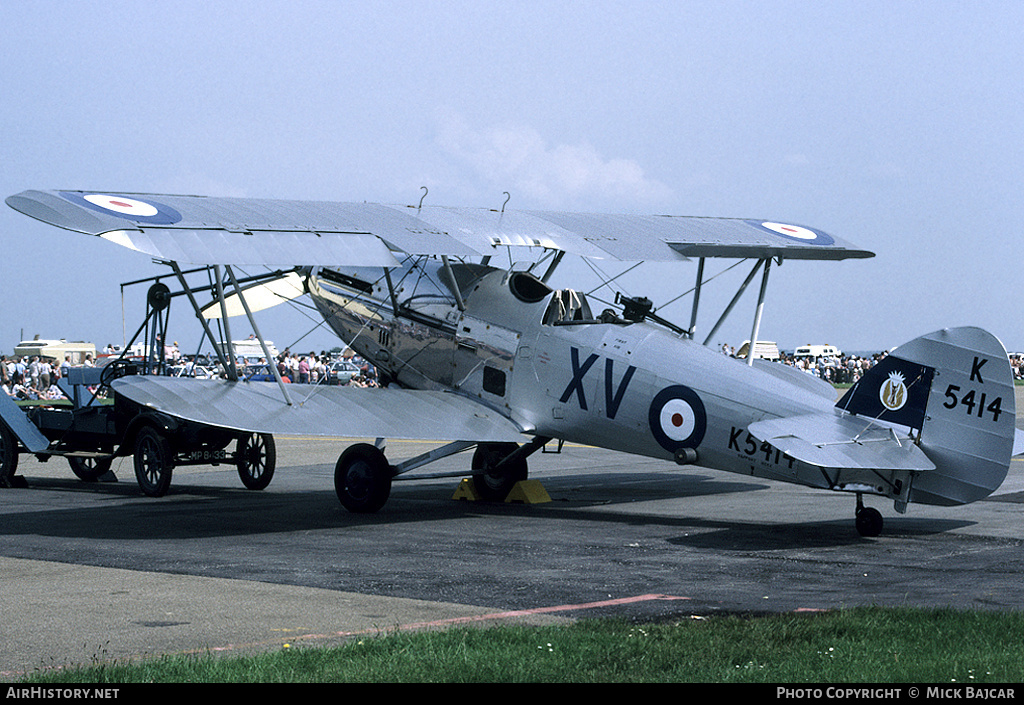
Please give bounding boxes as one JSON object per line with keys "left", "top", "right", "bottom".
{"left": 471, "top": 442, "right": 528, "bottom": 502}
{"left": 236, "top": 433, "right": 276, "bottom": 490}
{"left": 133, "top": 426, "right": 173, "bottom": 497}
{"left": 855, "top": 495, "right": 883, "bottom": 537}
{"left": 335, "top": 443, "right": 393, "bottom": 513}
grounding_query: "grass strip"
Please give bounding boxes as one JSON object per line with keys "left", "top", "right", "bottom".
{"left": 19, "top": 606, "right": 1024, "bottom": 683}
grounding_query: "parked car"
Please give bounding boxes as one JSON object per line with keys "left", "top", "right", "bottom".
{"left": 327, "top": 360, "right": 360, "bottom": 385}
{"left": 173, "top": 364, "right": 218, "bottom": 379}
{"left": 243, "top": 364, "right": 287, "bottom": 382}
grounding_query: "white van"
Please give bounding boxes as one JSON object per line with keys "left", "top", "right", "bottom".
{"left": 14, "top": 338, "right": 96, "bottom": 364}
{"left": 737, "top": 340, "right": 780, "bottom": 361}
{"left": 793, "top": 344, "right": 842, "bottom": 359}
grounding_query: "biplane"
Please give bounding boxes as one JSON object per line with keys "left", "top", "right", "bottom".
{"left": 7, "top": 188, "right": 1022, "bottom": 536}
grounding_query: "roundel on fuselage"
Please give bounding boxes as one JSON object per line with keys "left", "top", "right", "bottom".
{"left": 648, "top": 385, "right": 706, "bottom": 453}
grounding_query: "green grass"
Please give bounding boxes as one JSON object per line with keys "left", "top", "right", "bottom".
{"left": 18, "top": 606, "right": 1024, "bottom": 683}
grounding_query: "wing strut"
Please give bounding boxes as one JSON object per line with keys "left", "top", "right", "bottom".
{"left": 746, "top": 258, "right": 772, "bottom": 367}
{"left": 169, "top": 261, "right": 292, "bottom": 404}
{"left": 382, "top": 267, "right": 400, "bottom": 314}
{"left": 441, "top": 256, "right": 466, "bottom": 311}
{"left": 171, "top": 263, "right": 236, "bottom": 377}
{"left": 702, "top": 259, "right": 764, "bottom": 347}
{"left": 224, "top": 266, "right": 293, "bottom": 405}
{"left": 687, "top": 257, "right": 705, "bottom": 339}
{"left": 212, "top": 266, "right": 239, "bottom": 381}
{"left": 540, "top": 250, "right": 565, "bottom": 283}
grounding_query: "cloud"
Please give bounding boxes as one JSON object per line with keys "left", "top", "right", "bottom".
{"left": 433, "top": 112, "right": 672, "bottom": 210}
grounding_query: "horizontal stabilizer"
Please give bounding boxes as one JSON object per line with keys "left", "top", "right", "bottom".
{"left": 748, "top": 412, "right": 935, "bottom": 472}
{"left": 111, "top": 377, "right": 528, "bottom": 443}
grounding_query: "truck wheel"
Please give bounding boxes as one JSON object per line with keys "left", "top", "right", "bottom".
{"left": 237, "top": 433, "right": 276, "bottom": 490}
{"left": 133, "top": 426, "right": 173, "bottom": 497}
{"left": 68, "top": 456, "right": 113, "bottom": 482}
{"left": 0, "top": 425, "right": 18, "bottom": 487}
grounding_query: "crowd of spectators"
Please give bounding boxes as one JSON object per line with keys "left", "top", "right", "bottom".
{"left": 724, "top": 343, "right": 1024, "bottom": 384}
{"left": 775, "top": 350, "right": 889, "bottom": 385}
{"left": 3, "top": 345, "right": 381, "bottom": 401}
{"left": 1012, "top": 354, "right": 1024, "bottom": 381}
{"left": 1, "top": 353, "right": 95, "bottom": 400}
{"left": 182, "top": 348, "right": 381, "bottom": 388}
{"left": 262, "top": 349, "right": 379, "bottom": 388}
{"left": 8, "top": 340, "right": 1024, "bottom": 401}
{"left": 720, "top": 343, "right": 889, "bottom": 386}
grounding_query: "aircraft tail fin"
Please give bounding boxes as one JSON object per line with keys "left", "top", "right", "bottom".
{"left": 836, "top": 327, "right": 1017, "bottom": 506}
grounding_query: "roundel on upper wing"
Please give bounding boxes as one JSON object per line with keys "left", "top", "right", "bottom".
{"left": 60, "top": 191, "right": 182, "bottom": 225}
{"left": 747, "top": 220, "right": 834, "bottom": 246}
{"left": 648, "top": 385, "right": 707, "bottom": 453}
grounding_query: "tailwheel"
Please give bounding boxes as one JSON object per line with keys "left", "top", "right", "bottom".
{"left": 855, "top": 494, "right": 883, "bottom": 537}
{"left": 133, "top": 426, "right": 173, "bottom": 497}
{"left": 335, "top": 443, "right": 393, "bottom": 513}
{"left": 471, "top": 442, "right": 528, "bottom": 502}
{"left": 236, "top": 433, "right": 276, "bottom": 490}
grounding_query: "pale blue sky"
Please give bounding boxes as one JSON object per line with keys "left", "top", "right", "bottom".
{"left": 2, "top": 1, "right": 1022, "bottom": 356}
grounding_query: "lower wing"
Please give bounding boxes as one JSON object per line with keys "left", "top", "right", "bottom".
{"left": 112, "top": 377, "right": 528, "bottom": 443}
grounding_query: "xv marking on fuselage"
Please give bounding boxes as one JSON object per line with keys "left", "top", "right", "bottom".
{"left": 559, "top": 346, "right": 636, "bottom": 420}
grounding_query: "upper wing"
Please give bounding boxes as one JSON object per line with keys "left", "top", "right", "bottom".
{"left": 7, "top": 189, "right": 874, "bottom": 266}
{"left": 111, "top": 376, "right": 529, "bottom": 443}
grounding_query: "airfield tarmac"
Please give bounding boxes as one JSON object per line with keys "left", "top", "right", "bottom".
{"left": 2, "top": 392, "right": 1024, "bottom": 680}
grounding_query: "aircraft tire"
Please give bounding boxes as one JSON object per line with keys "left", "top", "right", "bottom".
{"left": 68, "top": 456, "right": 113, "bottom": 482}
{"left": 236, "top": 433, "right": 276, "bottom": 490}
{"left": 855, "top": 506, "right": 883, "bottom": 538}
{"left": 335, "top": 443, "right": 392, "bottom": 513}
{"left": 471, "top": 442, "right": 528, "bottom": 502}
{"left": 133, "top": 426, "right": 173, "bottom": 497}
{"left": 0, "top": 424, "right": 18, "bottom": 486}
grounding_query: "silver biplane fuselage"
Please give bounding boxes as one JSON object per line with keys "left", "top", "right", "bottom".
{"left": 7, "top": 189, "right": 1020, "bottom": 536}
{"left": 307, "top": 260, "right": 862, "bottom": 495}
